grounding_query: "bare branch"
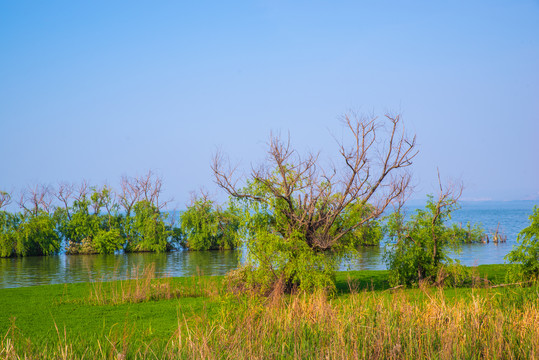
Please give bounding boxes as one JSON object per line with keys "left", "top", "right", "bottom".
{"left": 212, "top": 112, "right": 418, "bottom": 252}
{"left": 56, "top": 182, "right": 74, "bottom": 219}
{"left": 19, "top": 184, "right": 54, "bottom": 215}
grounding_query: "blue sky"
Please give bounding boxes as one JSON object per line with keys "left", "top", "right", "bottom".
{"left": 1, "top": 0, "right": 538, "bottom": 208}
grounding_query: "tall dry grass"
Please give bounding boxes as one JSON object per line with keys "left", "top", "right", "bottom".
{"left": 86, "top": 264, "right": 221, "bottom": 305}
{"left": 166, "top": 287, "right": 539, "bottom": 359}
{"left": 4, "top": 279, "right": 539, "bottom": 359}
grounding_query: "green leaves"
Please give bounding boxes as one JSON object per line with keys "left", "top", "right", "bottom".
{"left": 124, "top": 200, "right": 174, "bottom": 253}
{"left": 227, "top": 175, "right": 385, "bottom": 293}
{"left": 0, "top": 211, "right": 21, "bottom": 257}
{"left": 16, "top": 212, "right": 60, "bottom": 256}
{"left": 505, "top": 206, "right": 539, "bottom": 280}
{"left": 384, "top": 195, "right": 485, "bottom": 286}
{"left": 180, "top": 198, "right": 240, "bottom": 251}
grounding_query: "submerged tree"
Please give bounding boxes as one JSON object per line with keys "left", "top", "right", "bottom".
{"left": 384, "top": 180, "right": 485, "bottom": 286}
{"left": 121, "top": 171, "right": 179, "bottom": 253}
{"left": 0, "top": 191, "right": 19, "bottom": 257}
{"left": 213, "top": 113, "right": 417, "bottom": 293}
{"left": 16, "top": 185, "right": 60, "bottom": 256}
{"left": 58, "top": 184, "right": 123, "bottom": 255}
{"left": 180, "top": 195, "right": 241, "bottom": 251}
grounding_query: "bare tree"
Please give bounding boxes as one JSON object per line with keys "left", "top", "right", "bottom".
{"left": 19, "top": 184, "right": 54, "bottom": 215}
{"left": 55, "top": 182, "right": 75, "bottom": 219}
{"left": 73, "top": 180, "right": 90, "bottom": 203}
{"left": 119, "top": 175, "right": 141, "bottom": 216}
{"left": 117, "top": 171, "right": 171, "bottom": 216}
{"left": 136, "top": 170, "right": 169, "bottom": 210}
{"left": 212, "top": 113, "right": 417, "bottom": 251}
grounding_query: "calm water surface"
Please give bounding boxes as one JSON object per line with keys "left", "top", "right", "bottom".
{"left": 1, "top": 200, "right": 537, "bottom": 288}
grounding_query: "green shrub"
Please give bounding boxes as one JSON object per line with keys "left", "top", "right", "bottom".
{"left": 16, "top": 212, "right": 60, "bottom": 256}
{"left": 180, "top": 198, "right": 240, "bottom": 251}
{"left": 384, "top": 194, "right": 484, "bottom": 286}
{"left": 505, "top": 206, "right": 539, "bottom": 281}
{"left": 0, "top": 211, "right": 20, "bottom": 257}
{"left": 124, "top": 200, "right": 178, "bottom": 253}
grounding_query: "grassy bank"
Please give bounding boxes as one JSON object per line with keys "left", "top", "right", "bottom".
{"left": 1, "top": 265, "right": 538, "bottom": 359}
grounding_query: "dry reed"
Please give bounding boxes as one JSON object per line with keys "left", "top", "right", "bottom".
{"left": 86, "top": 264, "right": 221, "bottom": 305}
{"left": 4, "top": 280, "right": 539, "bottom": 359}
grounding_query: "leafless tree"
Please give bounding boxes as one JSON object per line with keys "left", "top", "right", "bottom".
{"left": 119, "top": 171, "right": 170, "bottom": 213}
{"left": 73, "top": 180, "right": 90, "bottom": 203}
{"left": 212, "top": 113, "right": 417, "bottom": 251}
{"left": 19, "top": 184, "right": 54, "bottom": 215}
{"left": 136, "top": 170, "right": 169, "bottom": 209}
{"left": 101, "top": 185, "right": 117, "bottom": 217}
{"left": 55, "top": 182, "right": 75, "bottom": 219}
{"left": 119, "top": 175, "right": 141, "bottom": 216}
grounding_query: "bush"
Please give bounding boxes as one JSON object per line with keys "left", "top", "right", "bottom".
{"left": 16, "top": 212, "right": 60, "bottom": 256}
{"left": 124, "top": 200, "right": 178, "bottom": 253}
{"left": 384, "top": 193, "right": 484, "bottom": 286}
{"left": 180, "top": 198, "right": 240, "bottom": 251}
{"left": 505, "top": 206, "right": 539, "bottom": 281}
{"left": 0, "top": 211, "right": 20, "bottom": 257}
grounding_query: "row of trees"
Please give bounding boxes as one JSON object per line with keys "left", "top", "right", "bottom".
{"left": 0, "top": 173, "right": 240, "bottom": 257}
{"left": 3, "top": 112, "right": 537, "bottom": 290}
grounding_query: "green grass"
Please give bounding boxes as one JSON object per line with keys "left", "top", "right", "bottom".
{"left": 0, "top": 276, "right": 220, "bottom": 347}
{"left": 1, "top": 264, "right": 534, "bottom": 359}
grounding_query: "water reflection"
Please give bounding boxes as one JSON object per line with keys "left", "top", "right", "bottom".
{"left": 0, "top": 251, "right": 242, "bottom": 288}
{"left": 0, "top": 243, "right": 515, "bottom": 288}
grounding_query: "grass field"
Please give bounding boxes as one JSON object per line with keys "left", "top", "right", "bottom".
{"left": 1, "top": 264, "right": 538, "bottom": 359}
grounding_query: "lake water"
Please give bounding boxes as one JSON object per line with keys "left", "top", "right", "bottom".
{"left": 1, "top": 200, "right": 537, "bottom": 288}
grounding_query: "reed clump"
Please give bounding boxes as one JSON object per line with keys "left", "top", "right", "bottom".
{"left": 86, "top": 264, "right": 221, "bottom": 305}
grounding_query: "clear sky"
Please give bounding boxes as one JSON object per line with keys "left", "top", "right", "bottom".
{"left": 1, "top": 0, "right": 538, "bottom": 208}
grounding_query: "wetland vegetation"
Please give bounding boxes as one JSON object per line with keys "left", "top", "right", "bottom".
{"left": 2, "top": 114, "right": 539, "bottom": 358}
{"left": 2, "top": 265, "right": 539, "bottom": 359}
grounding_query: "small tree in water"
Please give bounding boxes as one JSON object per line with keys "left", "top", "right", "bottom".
{"left": 180, "top": 195, "right": 241, "bottom": 251}
{"left": 213, "top": 113, "right": 417, "bottom": 293}
{"left": 384, "top": 180, "right": 485, "bottom": 286}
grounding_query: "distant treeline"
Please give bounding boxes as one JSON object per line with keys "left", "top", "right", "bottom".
{"left": 0, "top": 171, "right": 239, "bottom": 257}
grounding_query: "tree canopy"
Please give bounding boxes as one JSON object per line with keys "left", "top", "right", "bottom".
{"left": 214, "top": 113, "right": 417, "bottom": 293}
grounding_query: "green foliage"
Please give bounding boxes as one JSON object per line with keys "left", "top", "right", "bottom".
{"left": 124, "top": 200, "right": 178, "bottom": 253}
{"left": 180, "top": 198, "right": 240, "bottom": 251}
{"left": 56, "top": 187, "right": 126, "bottom": 255}
{"left": 16, "top": 212, "right": 60, "bottom": 256}
{"left": 384, "top": 195, "right": 484, "bottom": 286}
{"left": 62, "top": 196, "right": 100, "bottom": 254}
{"left": 229, "top": 178, "right": 383, "bottom": 294}
{"left": 332, "top": 202, "right": 384, "bottom": 248}
{"left": 1, "top": 176, "right": 184, "bottom": 256}
{"left": 0, "top": 211, "right": 21, "bottom": 257}
{"left": 505, "top": 206, "right": 539, "bottom": 280}
{"left": 93, "top": 229, "right": 124, "bottom": 254}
